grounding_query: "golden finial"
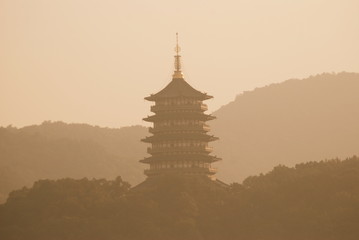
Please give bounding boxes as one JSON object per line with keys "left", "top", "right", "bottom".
{"left": 173, "top": 32, "right": 183, "bottom": 79}
{"left": 175, "top": 32, "right": 181, "bottom": 56}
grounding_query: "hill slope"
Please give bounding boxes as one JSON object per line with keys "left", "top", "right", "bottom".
{"left": 211, "top": 72, "right": 359, "bottom": 182}
{"left": 0, "top": 123, "right": 147, "bottom": 202}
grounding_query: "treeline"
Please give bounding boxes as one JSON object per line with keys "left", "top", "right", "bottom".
{"left": 1, "top": 156, "right": 358, "bottom": 240}
{"left": 0, "top": 122, "right": 147, "bottom": 202}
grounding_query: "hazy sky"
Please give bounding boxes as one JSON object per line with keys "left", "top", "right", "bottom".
{"left": 1, "top": 0, "right": 358, "bottom": 128}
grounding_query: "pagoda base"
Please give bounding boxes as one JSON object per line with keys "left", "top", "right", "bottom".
{"left": 131, "top": 174, "right": 229, "bottom": 193}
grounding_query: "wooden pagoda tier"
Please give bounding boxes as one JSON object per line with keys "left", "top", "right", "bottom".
{"left": 140, "top": 35, "right": 221, "bottom": 179}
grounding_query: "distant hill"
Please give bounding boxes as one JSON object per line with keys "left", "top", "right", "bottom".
{"left": 0, "top": 122, "right": 147, "bottom": 202}
{"left": 1, "top": 72, "right": 358, "bottom": 202}
{"left": 1, "top": 157, "right": 359, "bottom": 240}
{"left": 212, "top": 72, "right": 359, "bottom": 182}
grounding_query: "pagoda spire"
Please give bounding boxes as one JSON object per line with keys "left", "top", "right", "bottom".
{"left": 173, "top": 33, "right": 184, "bottom": 79}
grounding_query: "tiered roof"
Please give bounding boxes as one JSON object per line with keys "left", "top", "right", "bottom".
{"left": 145, "top": 78, "right": 212, "bottom": 101}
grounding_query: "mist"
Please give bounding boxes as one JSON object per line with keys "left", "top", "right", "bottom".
{"left": 1, "top": 0, "right": 359, "bottom": 127}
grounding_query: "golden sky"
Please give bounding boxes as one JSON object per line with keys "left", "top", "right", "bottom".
{"left": 1, "top": 0, "right": 358, "bottom": 128}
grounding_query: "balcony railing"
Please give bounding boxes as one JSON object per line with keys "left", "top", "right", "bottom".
{"left": 147, "top": 146, "right": 213, "bottom": 154}
{"left": 149, "top": 124, "right": 210, "bottom": 133}
{"left": 144, "top": 166, "right": 217, "bottom": 176}
{"left": 151, "top": 103, "right": 208, "bottom": 112}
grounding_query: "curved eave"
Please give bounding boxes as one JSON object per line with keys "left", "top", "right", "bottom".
{"left": 145, "top": 94, "right": 213, "bottom": 102}
{"left": 149, "top": 129, "right": 208, "bottom": 135}
{"left": 144, "top": 78, "right": 213, "bottom": 101}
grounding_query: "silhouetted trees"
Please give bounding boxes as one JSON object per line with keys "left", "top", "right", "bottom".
{"left": 1, "top": 156, "right": 359, "bottom": 240}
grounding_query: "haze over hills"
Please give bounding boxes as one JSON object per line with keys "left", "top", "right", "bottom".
{"left": 0, "top": 123, "right": 147, "bottom": 202}
{"left": 0, "top": 72, "right": 358, "bottom": 202}
{"left": 212, "top": 72, "right": 359, "bottom": 182}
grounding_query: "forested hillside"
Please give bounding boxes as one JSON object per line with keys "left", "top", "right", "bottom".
{"left": 1, "top": 156, "right": 358, "bottom": 240}
{"left": 212, "top": 72, "right": 359, "bottom": 182}
{"left": 0, "top": 123, "right": 147, "bottom": 202}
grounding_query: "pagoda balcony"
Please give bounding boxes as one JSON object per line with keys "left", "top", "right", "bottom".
{"left": 143, "top": 113, "right": 216, "bottom": 122}
{"left": 140, "top": 154, "right": 221, "bottom": 164}
{"left": 147, "top": 146, "right": 213, "bottom": 154}
{"left": 149, "top": 124, "right": 210, "bottom": 133}
{"left": 144, "top": 166, "right": 217, "bottom": 176}
{"left": 151, "top": 103, "right": 208, "bottom": 113}
{"left": 142, "top": 134, "right": 218, "bottom": 143}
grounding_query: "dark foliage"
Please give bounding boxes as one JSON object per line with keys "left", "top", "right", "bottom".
{"left": 1, "top": 157, "right": 359, "bottom": 240}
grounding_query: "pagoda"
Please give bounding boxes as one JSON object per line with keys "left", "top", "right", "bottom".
{"left": 140, "top": 34, "right": 221, "bottom": 180}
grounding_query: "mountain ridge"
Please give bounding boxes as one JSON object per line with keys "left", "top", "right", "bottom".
{"left": 212, "top": 72, "right": 359, "bottom": 182}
